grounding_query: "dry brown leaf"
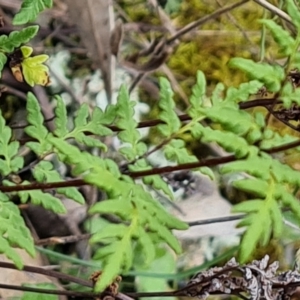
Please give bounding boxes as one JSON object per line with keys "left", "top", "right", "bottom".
{"left": 66, "top": 0, "right": 114, "bottom": 101}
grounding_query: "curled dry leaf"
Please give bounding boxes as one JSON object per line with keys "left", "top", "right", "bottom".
{"left": 180, "top": 255, "right": 300, "bottom": 300}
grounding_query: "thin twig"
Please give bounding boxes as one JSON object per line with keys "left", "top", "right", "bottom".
{"left": 17, "top": 97, "right": 280, "bottom": 145}
{"left": 0, "top": 283, "right": 95, "bottom": 298}
{"left": 167, "top": 0, "right": 250, "bottom": 44}
{"left": 0, "top": 139, "right": 300, "bottom": 193}
{"left": 187, "top": 214, "right": 245, "bottom": 226}
{"left": 35, "top": 233, "right": 92, "bottom": 246}
{"left": 1, "top": 136, "right": 300, "bottom": 192}
{"left": 0, "top": 261, "right": 93, "bottom": 288}
{"left": 252, "top": 0, "right": 292, "bottom": 24}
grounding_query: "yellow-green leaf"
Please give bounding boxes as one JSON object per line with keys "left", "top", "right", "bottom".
{"left": 21, "top": 54, "right": 50, "bottom": 86}
{"left": 20, "top": 45, "right": 33, "bottom": 58}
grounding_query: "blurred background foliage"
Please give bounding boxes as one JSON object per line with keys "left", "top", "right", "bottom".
{"left": 120, "top": 0, "right": 269, "bottom": 96}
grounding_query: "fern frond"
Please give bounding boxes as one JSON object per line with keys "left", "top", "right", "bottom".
{"left": 0, "top": 199, "right": 35, "bottom": 268}
{"left": 18, "top": 186, "right": 66, "bottom": 213}
{"left": 229, "top": 58, "right": 285, "bottom": 92}
{"left": 58, "top": 101, "right": 114, "bottom": 150}
{"left": 0, "top": 26, "right": 39, "bottom": 53}
{"left": 33, "top": 161, "right": 85, "bottom": 204}
{"left": 25, "top": 92, "right": 52, "bottom": 155}
{"left": 286, "top": 0, "right": 300, "bottom": 31}
{"left": 200, "top": 127, "right": 252, "bottom": 158}
{"left": 13, "top": 0, "right": 53, "bottom": 25}
{"left": 232, "top": 178, "right": 279, "bottom": 262}
{"left": 53, "top": 96, "right": 68, "bottom": 138}
{"left": 133, "top": 159, "right": 173, "bottom": 199}
{"left": 259, "top": 19, "right": 295, "bottom": 56}
{"left": 164, "top": 139, "right": 198, "bottom": 163}
{"left": 158, "top": 78, "right": 181, "bottom": 136}
{"left": 0, "top": 111, "right": 23, "bottom": 176}
{"left": 115, "top": 85, "right": 146, "bottom": 160}
{"left": 48, "top": 136, "right": 187, "bottom": 291}
{"left": 189, "top": 71, "right": 207, "bottom": 118}
{"left": 0, "top": 52, "right": 7, "bottom": 75}
{"left": 224, "top": 81, "right": 263, "bottom": 103}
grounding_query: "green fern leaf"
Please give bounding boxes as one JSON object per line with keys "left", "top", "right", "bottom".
{"left": 90, "top": 224, "right": 129, "bottom": 243}
{"left": 280, "top": 82, "right": 300, "bottom": 107}
{"left": 137, "top": 226, "right": 156, "bottom": 265}
{"left": 25, "top": 92, "right": 48, "bottom": 141}
{"left": 260, "top": 130, "right": 296, "bottom": 149}
{"left": 0, "top": 52, "right": 7, "bottom": 75}
{"left": 49, "top": 136, "right": 187, "bottom": 291}
{"left": 64, "top": 104, "right": 109, "bottom": 149}
{"left": 54, "top": 96, "right": 68, "bottom": 138}
{"left": 33, "top": 161, "right": 84, "bottom": 204}
{"left": 0, "top": 237, "right": 23, "bottom": 268}
{"left": 0, "top": 26, "right": 38, "bottom": 52}
{"left": 259, "top": 19, "right": 295, "bottom": 56}
{"left": 239, "top": 214, "right": 265, "bottom": 262}
{"left": 232, "top": 199, "right": 264, "bottom": 213}
{"left": 277, "top": 186, "right": 300, "bottom": 220}
{"left": 233, "top": 179, "right": 268, "bottom": 198}
{"left": 135, "top": 188, "right": 188, "bottom": 230}
{"left": 88, "top": 106, "right": 114, "bottom": 136}
{"left": 229, "top": 58, "right": 285, "bottom": 92}
{"left": 211, "top": 82, "right": 225, "bottom": 105}
{"left": 236, "top": 215, "right": 254, "bottom": 227}
{"left": 0, "top": 111, "right": 23, "bottom": 176}
{"left": 93, "top": 243, "right": 116, "bottom": 260}
{"left": 220, "top": 156, "right": 271, "bottom": 180}
{"left": 260, "top": 213, "right": 272, "bottom": 246}
{"left": 246, "top": 128, "right": 262, "bottom": 144}
{"left": 0, "top": 201, "right": 35, "bottom": 268}
{"left": 272, "top": 159, "right": 300, "bottom": 186}
{"left": 286, "top": 0, "right": 300, "bottom": 30}
{"left": 95, "top": 241, "right": 127, "bottom": 291}
{"left": 189, "top": 70, "right": 206, "bottom": 117}
{"left": 13, "top": 0, "right": 53, "bottom": 25}
{"left": 48, "top": 137, "right": 118, "bottom": 190}
{"left": 0, "top": 192, "right": 9, "bottom": 201}
{"left": 200, "top": 127, "right": 250, "bottom": 158}
{"left": 224, "top": 80, "right": 263, "bottom": 103}
{"left": 105, "top": 159, "right": 122, "bottom": 178}
{"left": 19, "top": 188, "right": 66, "bottom": 214}
{"left": 164, "top": 139, "right": 197, "bottom": 164}
{"left": 158, "top": 78, "right": 181, "bottom": 136}
{"left": 95, "top": 216, "right": 137, "bottom": 291}
{"left": 270, "top": 200, "right": 283, "bottom": 238}
{"left": 89, "top": 198, "right": 132, "bottom": 219}
{"left": 132, "top": 159, "right": 173, "bottom": 198}
{"left": 115, "top": 85, "right": 143, "bottom": 160}
{"left": 148, "top": 219, "right": 182, "bottom": 254}
{"left": 205, "top": 106, "right": 255, "bottom": 136}
{"left": 143, "top": 175, "right": 173, "bottom": 199}
{"left": 74, "top": 133, "right": 107, "bottom": 150}
{"left": 74, "top": 103, "right": 89, "bottom": 127}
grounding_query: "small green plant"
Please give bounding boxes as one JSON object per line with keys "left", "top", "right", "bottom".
{"left": 3, "top": 0, "right": 300, "bottom": 294}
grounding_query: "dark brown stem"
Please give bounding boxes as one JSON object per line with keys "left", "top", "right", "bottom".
{"left": 0, "top": 261, "right": 93, "bottom": 287}
{"left": 2, "top": 136, "right": 300, "bottom": 192}
{"left": 17, "top": 98, "right": 277, "bottom": 145}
